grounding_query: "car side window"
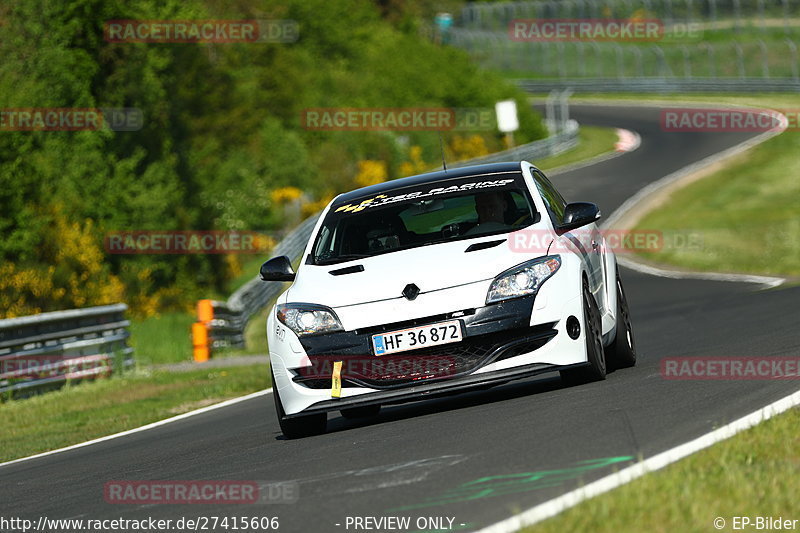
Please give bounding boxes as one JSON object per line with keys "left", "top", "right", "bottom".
{"left": 532, "top": 170, "right": 567, "bottom": 225}
{"left": 312, "top": 225, "right": 336, "bottom": 261}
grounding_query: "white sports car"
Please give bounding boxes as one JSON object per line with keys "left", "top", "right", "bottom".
{"left": 261, "top": 162, "right": 636, "bottom": 438}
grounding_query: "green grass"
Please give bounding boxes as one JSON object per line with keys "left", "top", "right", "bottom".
{"left": 0, "top": 364, "right": 269, "bottom": 463}
{"left": 129, "top": 312, "right": 195, "bottom": 365}
{"left": 535, "top": 125, "right": 619, "bottom": 171}
{"left": 525, "top": 407, "right": 800, "bottom": 533}
{"left": 587, "top": 93, "right": 800, "bottom": 277}
{"left": 528, "top": 93, "right": 800, "bottom": 277}
{"left": 634, "top": 130, "right": 800, "bottom": 277}
{"left": 228, "top": 253, "right": 270, "bottom": 294}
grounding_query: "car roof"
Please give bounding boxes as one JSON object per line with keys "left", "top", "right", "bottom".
{"left": 334, "top": 161, "right": 528, "bottom": 205}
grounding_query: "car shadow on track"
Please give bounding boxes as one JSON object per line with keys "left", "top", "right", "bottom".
{"left": 319, "top": 374, "right": 574, "bottom": 436}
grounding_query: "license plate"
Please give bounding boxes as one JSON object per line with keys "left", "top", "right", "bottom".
{"left": 372, "top": 320, "right": 462, "bottom": 356}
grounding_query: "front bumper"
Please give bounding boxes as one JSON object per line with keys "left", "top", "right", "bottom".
{"left": 271, "top": 254, "right": 590, "bottom": 416}
{"left": 283, "top": 359, "right": 587, "bottom": 419}
{"left": 293, "top": 295, "right": 556, "bottom": 388}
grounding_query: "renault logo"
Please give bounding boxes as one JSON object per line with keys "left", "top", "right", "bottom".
{"left": 402, "top": 283, "right": 420, "bottom": 301}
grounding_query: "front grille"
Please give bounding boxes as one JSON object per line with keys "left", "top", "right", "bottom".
{"left": 355, "top": 309, "right": 477, "bottom": 336}
{"left": 293, "top": 324, "right": 556, "bottom": 390}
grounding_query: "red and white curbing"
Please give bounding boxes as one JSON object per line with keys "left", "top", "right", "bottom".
{"left": 614, "top": 128, "right": 640, "bottom": 152}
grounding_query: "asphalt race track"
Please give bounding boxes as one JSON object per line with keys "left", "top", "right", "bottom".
{"left": 3, "top": 105, "right": 799, "bottom": 532}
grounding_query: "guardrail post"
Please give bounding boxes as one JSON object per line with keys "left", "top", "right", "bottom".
{"left": 758, "top": 39, "right": 770, "bottom": 78}
{"left": 787, "top": 39, "right": 799, "bottom": 81}
{"left": 733, "top": 41, "right": 745, "bottom": 78}
{"left": 685, "top": 0, "right": 695, "bottom": 24}
{"left": 783, "top": 0, "right": 790, "bottom": 34}
{"left": 545, "top": 90, "right": 557, "bottom": 133}
{"left": 654, "top": 45, "right": 668, "bottom": 78}
{"left": 633, "top": 47, "right": 643, "bottom": 78}
{"left": 590, "top": 42, "right": 602, "bottom": 77}
{"left": 703, "top": 43, "right": 716, "bottom": 78}
{"left": 664, "top": 0, "right": 674, "bottom": 26}
{"left": 559, "top": 89, "right": 573, "bottom": 132}
{"left": 577, "top": 42, "right": 586, "bottom": 77}
{"left": 682, "top": 45, "right": 692, "bottom": 79}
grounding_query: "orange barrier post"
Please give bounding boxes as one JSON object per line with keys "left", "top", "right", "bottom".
{"left": 197, "top": 299, "right": 214, "bottom": 323}
{"left": 192, "top": 299, "right": 215, "bottom": 362}
{"left": 192, "top": 321, "right": 210, "bottom": 362}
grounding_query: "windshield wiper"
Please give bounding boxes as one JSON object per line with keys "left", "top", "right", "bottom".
{"left": 315, "top": 253, "right": 371, "bottom": 265}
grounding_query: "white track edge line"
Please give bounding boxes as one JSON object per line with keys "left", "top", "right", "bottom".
{"left": 0, "top": 388, "right": 273, "bottom": 469}
{"left": 617, "top": 256, "right": 785, "bottom": 289}
{"left": 477, "top": 388, "right": 800, "bottom": 533}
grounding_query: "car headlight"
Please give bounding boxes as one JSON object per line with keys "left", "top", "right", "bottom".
{"left": 276, "top": 303, "right": 343, "bottom": 337}
{"left": 486, "top": 255, "right": 561, "bottom": 304}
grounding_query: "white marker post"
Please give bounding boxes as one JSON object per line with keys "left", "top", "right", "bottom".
{"left": 495, "top": 99, "right": 519, "bottom": 148}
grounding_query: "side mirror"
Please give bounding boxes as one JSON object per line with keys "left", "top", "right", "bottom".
{"left": 260, "top": 256, "right": 295, "bottom": 282}
{"left": 560, "top": 202, "right": 601, "bottom": 231}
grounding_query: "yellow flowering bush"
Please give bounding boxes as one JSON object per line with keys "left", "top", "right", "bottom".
{"left": 301, "top": 194, "right": 335, "bottom": 218}
{"left": 270, "top": 186, "right": 303, "bottom": 204}
{"left": 0, "top": 210, "right": 125, "bottom": 319}
{"left": 354, "top": 160, "right": 388, "bottom": 188}
{"left": 399, "top": 146, "right": 429, "bottom": 177}
{"left": 449, "top": 134, "right": 489, "bottom": 161}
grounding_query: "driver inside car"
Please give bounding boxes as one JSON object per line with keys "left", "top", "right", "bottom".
{"left": 465, "top": 190, "right": 511, "bottom": 235}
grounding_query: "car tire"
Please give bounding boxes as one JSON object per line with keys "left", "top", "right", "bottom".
{"left": 606, "top": 272, "right": 637, "bottom": 369}
{"left": 340, "top": 405, "right": 381, "bottom": 419}
{"left": 271, "top": 368, "right": 327, "bottom": 439}
{"left": 560, "top": 279, "right": 607, "bottom": 385}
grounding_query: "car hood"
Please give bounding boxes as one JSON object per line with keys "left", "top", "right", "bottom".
{"left": 287, "top": 235, "right": 541, "bottom": 309}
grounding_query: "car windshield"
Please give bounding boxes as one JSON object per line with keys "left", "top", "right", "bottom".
{"left": 312, "top": 172, "right": 537, "bottom": 265}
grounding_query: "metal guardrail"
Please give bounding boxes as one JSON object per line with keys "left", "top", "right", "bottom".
{"left": 191, "top": 215, "right": 321, "bottom": 360}
{"left": 450, "top": 118, "right": 579, "bottom": 168}
{"left": 191, "top": 299, "right": 245, "bottom": 361}
{"left": 0, "top": 304, "right": 133, "bottom": 395}
{"left": 515, "top": 77, "right": 800, "bottom": 92}
{"left": 227, "top": 214, "right": 321, "bottom": 324}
